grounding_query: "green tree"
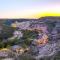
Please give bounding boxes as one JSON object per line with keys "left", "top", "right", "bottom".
{"left": 0, "top": 25, "right": 15, "bottom": 40}
{"left": 21, "top": 30, "right": 38, "bottom": 46}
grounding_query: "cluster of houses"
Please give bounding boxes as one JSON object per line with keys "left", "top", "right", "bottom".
{"left": 11, "top": 21, "right": 48, "bottom": 32}
{"left": 11, "top": 21, "right": 30, "bottom": 30}
{"left": 10, "top": 21, "right": 49, "bottom": 45}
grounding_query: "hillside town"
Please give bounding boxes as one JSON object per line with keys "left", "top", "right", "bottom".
{"left": 0, "top": 17, "right": 60, "bottom": 60}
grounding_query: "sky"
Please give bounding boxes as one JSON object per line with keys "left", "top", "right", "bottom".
{"left": 0, "top": 0, "right": 60, "bottom": 18}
